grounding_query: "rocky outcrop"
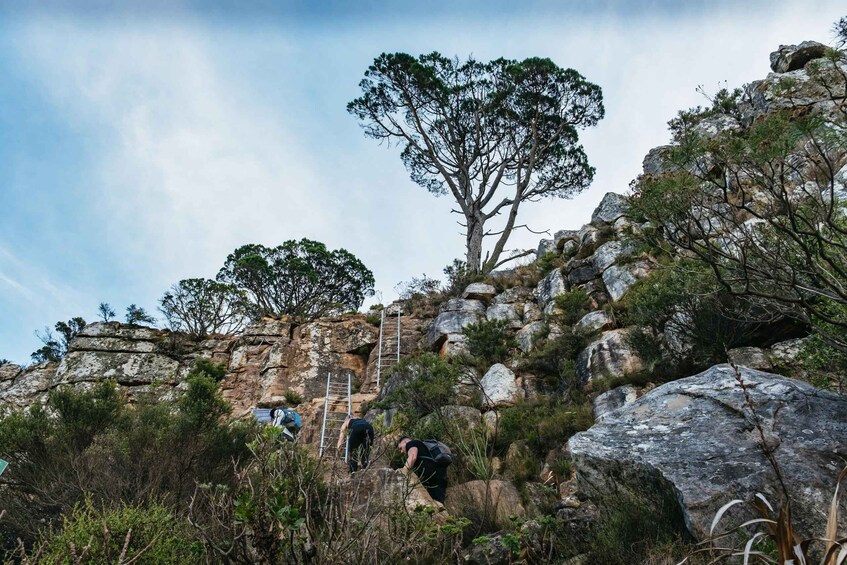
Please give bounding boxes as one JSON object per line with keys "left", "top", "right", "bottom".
{"left": 769, "top": 40, "right": 829, "bottom": 73}
{"left": 576, "top": 329, "right": 644, "bottom": 384}
{"left": 446, "top": 479, "right": 526, "bottom": 529}
{"left": 424, "top": 298, "right": 485, "bottom": 351}
{"left": 569, "top": 365, "right": 847, "bottom": 541}
{"left": 479, "top": 363, "right": 521, "bottom": 408}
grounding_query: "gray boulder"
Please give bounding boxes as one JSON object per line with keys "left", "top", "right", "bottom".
{"left": 515, "top": 321, "right": 546, "bottom": 353}
{"left": 592, "top": 384, "right": 639, "bottom": 422}
{"left": 576, "top": 329, "right": 643, "bottom": 384}
{"left": 602, "top": 260, "right": 652, "bottom": 302}
{"left": 727, "top": 346, "right": 772, "bottom": 371}
{"left": 642, "top": 145, "right": 674, "bottom": 175}
{"left": 554, "top": 229, "right": 581, "bottom": 250}
{"left": 770, "top": 41, "right": 829, "bottom": 73}
{"left": 486, "top": 303, "right": 523, "bottom": 329}
{"left": 591, "top": 192, "right": 629, "bottom": 225}
{"left": 534, "top": 268, "right": 567, "bottom": 308}
{"left": 574, "top": 310, "right": 613, "bottom": 335}
{"left": 480, "top": 363, "right": 521, "bottom": 408}
{"left": 463, "top": 283, "right": 497, "bottom": 302}
{"left": 536, "top": 238, "right": 555, "bottom": 257}
{"left": 591, "top": 240, "right": 637, "bottom": 273}
{"left": 569, "top": 365, "right": 847, "bottom": 542}
{"left": 424, "top": 299, "right": 485, "bottom": 349}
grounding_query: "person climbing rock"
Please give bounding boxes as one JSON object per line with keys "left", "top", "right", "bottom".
{"left": 397, "top": 436, "right": 451, "bottom": 503}
{"left": 270, "top": 407, "right": 301, "bottom": 442}
{"left": 337, "top": 416, "right": 375, "bottom": 472}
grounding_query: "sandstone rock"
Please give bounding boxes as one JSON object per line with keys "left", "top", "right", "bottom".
{"left": 515, "top": 321, "right": 546, "bottom": 353}
{"left": 483, "top": 410, "right": 499, "bottom": 439}
{"left": 463, "top": 283, "right": 497, "bottom": 302}
{"left": 534, "top": 269, "right": 567, "bottom": 308}
{"left": 592, "top": 384, "right": 638, "bottom": 422}
{"left": 745, "top": 60, "right": 847, "bottom": 120}
{"left": 492, "top": 287, "right": 532, "bottom": 305}
{"left": 591, "top": 192, "right": 629, "bottom": 225}
{"left": 480, "top": 364, "right": 521, "bottom": 407}
{"left": 569, "top": 365, "right": 847, "bottom": 542}
{"left": 0, "top": 362, "right": 57, "bottom": 411}
{"left": 602, "top": 260, "right": 652, "bottom": 302}
{"left": 574, "top": 310, "right": 613, "bottom": 335}
{"left": 522, "top": 302, "right": 542, "bottom": 324}
{"left": 486, "top": 303, "right": 523, "bottom": 329}
{"left": 576, "top": 329, "right": 644, "bottom": 384}
{"left": 770, "top": 41, "right": 829, "bottom": 73}
{"left": 566, "top": 261, "right": 598, "bottom": 286}
{"left": 57, "top": 350, "right": 180, "bottom": 385}
{"left": 438, "top": 334, "right": 468, "bottom": 357}
{"left": 424, "top": 299, "right": 485, "bottom": 349}
{"left": 642, "top": 145, "right": 674, "bottom": 175}
{"left": 561, "top": 239, "right": 579, "bottom": 258}
{"left": 446, "top": 479, "right": 525, "bottom": 529}
{"left": 727, "top": 346, "right": 773, "bottom": 370}
{"left": 505, "top": 440, "right": 534, "bottom": 478}
{"left": 692, "top": 114, "right": 742, "bottom": 139}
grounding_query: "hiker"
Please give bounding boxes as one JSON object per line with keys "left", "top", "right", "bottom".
{"left": 270, "top": 407, "right": 301, "bottom": 442}
{"left": 397, "top": 436, "right": 450, "bottom": 503}
{"left": 337, "top": 415, "right": 374, "bottom": 472}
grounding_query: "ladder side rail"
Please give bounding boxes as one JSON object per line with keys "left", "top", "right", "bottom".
{"left": 376, "top": 309, "right": 385, "bottom": 389}
{"left": 345, "top": 372, "right": 352, "bottom": 463}
{"left": 319, "top": 372, "right": 332, "bottom": 457}
{"left": 396, "top": 309, "right": 401, "bottom": 363}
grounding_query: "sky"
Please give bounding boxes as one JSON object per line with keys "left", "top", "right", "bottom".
{"left": 0, "top": 0, "right": 844, "bottom": 364}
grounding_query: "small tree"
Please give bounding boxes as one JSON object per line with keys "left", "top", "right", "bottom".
{"left": 160, "top": 278, "right": 251, "bottom": 339}
{"left": 97, "top": 302, "right": 116, "bottom": 322}
{"left": 125, "top": 304, "right": 155, "bottom": 325}
{"left": 31, "top": 317, "right": 86, "bottom": 363}
{"left": 349, "top": 52, "right": 604, "bottom": 272}
{"left": 217, "top": 239, "right": 375, "bottom": 321}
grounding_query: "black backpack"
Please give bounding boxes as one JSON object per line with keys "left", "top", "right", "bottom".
{"left": 422, "top": 440, "right": 453, "bottom": 466}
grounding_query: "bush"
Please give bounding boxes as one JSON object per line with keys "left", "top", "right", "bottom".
{"left": 495, "top": 398, "right": 593, "bottom": 456}
{"left": 38, "top": 500, "right": 201, "bottom": 564}
{"left": 553, "top": 288, "right": 591, "bottom": 326}
{"left": 522, "top": 329, "right": 586, "bottom": 394}
{"left": 462, "top": 319, "right": 517, "bottom": 367}
{"left": 0, "top": 362, "right": 251, "bottom": 551}
{"left": 379, "top": 353, "right": 460, "bottom": 418}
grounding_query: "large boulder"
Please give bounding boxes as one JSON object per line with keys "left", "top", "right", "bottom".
{"left": 479, "top": 363, "right": 521, "bottom": 408}
{"left": 574, "top": 310, "right": 613, "bottom": 335}
{"left": 569, "top": 365, "right": 847, "bottom": 542}
{"left": 534, "top": 268, "right": 567, "bottom": 308}
{"left": 486, "top": 303, "right": 523, "bottom": 329}
{"left": 591, "top": 240, "right": 637, "bottom": 273}
{"left": 591, "top": 192, "right": 629, "bottom": 225}
{"left": 602, "top": 260, "right": 652, "bottom": 302}
{"left": 424, "top": 299, "right": 485, "bottom": 349}
{"left": 576, "top": 329, "right": 644, "bottom": 384}
{"left": 515, "top": 321, "right": 546, "bottom": 353}
{"left": 463, "top": 283, "right": 497, "bottom": 302}
{"left": 769, "top": 41, "right": 829, "bottom": 73}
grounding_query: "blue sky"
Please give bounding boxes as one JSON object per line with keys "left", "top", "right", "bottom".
{"left": 1, "top": 1, "right": 844, "bottom": 364}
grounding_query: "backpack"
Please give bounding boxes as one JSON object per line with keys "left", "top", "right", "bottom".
{"left": 422, "top": 440, "right": 453, "bottom": 466}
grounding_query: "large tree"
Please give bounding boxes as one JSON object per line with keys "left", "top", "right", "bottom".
{"left": 217, "top": 239, "right": 375, "bottom": 322}
{"left": 348, "top": 52, "right": 604, "bottom": 273}
{"left": 159, "top": 278, "right": 251, "bottom": 339}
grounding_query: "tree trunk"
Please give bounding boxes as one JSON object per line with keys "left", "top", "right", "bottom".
{"left": 466, "top": 215, "right": 485, "bottom": 273}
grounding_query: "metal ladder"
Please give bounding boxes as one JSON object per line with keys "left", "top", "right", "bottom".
{"left": 374, "top": 307, "right": 403, "bottom": 389}
{"left": 318, "top": 371, "right": 351, "bottom": 460}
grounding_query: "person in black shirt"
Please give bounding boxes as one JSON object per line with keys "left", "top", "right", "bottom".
{"left": 397, "top": 436, "right": 448, "bottom": 503}
{"left": 337, "top": 416, "right": 375, "bottom": 472}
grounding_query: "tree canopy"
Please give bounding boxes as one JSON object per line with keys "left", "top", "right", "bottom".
{"left": 160, "top": 278, "right": 251, "bottom": 339}
{"left": 348, "top": 52, "right": 604, "bottom": 272}
{"left": 217, "top": 239, "right": 375, "bottom": 322}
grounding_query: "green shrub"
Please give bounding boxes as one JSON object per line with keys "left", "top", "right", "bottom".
{"left": 283, "top": 390, "right": 305, "bottom": 406}
{"left": 553, "top": 288, "right": 592, "bottom": 326}
{"left": 798, "top": 335, "right": 847, "bottom": 391}
{"left": 495, "top": 398, "right": 593, "bottom": 456}
{"left": 462, "top": 319, "right": 517, "bottom": 367}
{"left": 522, "top": 329, "right": 586, "bottom": 394}
{"left": 38, "top": 500, "right": 201, "bottom": 564}
{"left": 378, "top": 353, "right": 461, "bottom": 418}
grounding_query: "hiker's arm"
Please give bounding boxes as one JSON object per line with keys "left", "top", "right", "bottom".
{"left": 405, "top": 447, "right": 418, "bottom": 470}
{"left": 336, "top": 419, "right": 349, "bottom": 450}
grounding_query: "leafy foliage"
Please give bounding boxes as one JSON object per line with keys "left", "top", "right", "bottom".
{"left": 349, "top": 52, "right": 604, "bottom": 272}
{"left": 37, "top": 500, "right": 201, "bottom": 564}
{"left": 462, "top": 319, "right": 517, "bottom": 367}
{"left": 379, "top": 352, "right": 460, "bottom": 417}
{"left": 160, "top": 278, "right": 251, "bottom": 338}
{"left": 0, "top": 361, "right": 250, "bottom": 550}
{"left": 97, "top": 302, "right": 116, "bottom": 322}
{"left": 495, "top": 397, "right": 593, "bottom": 456}
{"left": 553, "top": 288, "right": 592, "bottom": 326}
{"left": 125, "top": 304, "right": 156, "bottom": 325}
{"left": 31, "top": 317, "right": 87, "bottom": 363}
{"left": 218, "top": 239, "right": 375, "bottom": 321}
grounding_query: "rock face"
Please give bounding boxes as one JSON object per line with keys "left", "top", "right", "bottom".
{"left": 534, "top": 269, "right": 567, "bottom": 309}
{"left": 591, "top": 192, "right": 629, "bottom": 225}
{"left": 445, "top": 479, "right": 526, "bottom": 529}
{"left": 424, "top": 299, "right": 485, "bottom": 350}
{"left": 576, "top": 329, "right": 644, "bottom": 384}
{"left": 479, "top": 363, "right": 520, "bottom": 408}
{"left": 569, "top": 365, "right": 847, "bottom": 541}
{"left": 769, "top": 41, "right": 829, "bottom": 73}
